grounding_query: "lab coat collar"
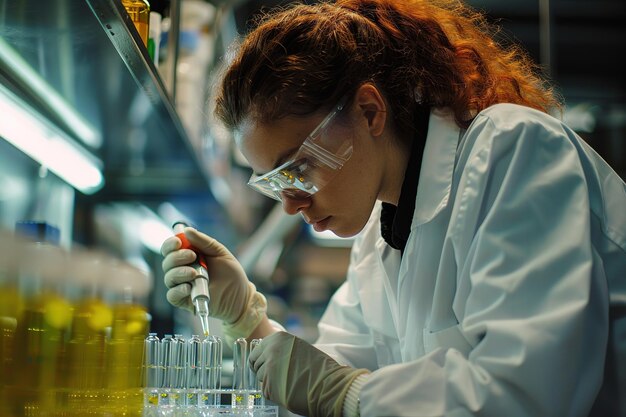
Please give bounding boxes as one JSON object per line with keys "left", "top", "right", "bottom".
{"left": 412, "top": 108, "right": 461, "bottom": 227}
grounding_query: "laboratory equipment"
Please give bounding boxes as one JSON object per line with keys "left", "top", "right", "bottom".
{"left": 65, "top": 253, "right": 113, "bottom": 414}
{"left": 9, "top": 222, "right": 71, "bottom": 415}
{"left": 105, "top": 260, "right": 151, "bottom": 417}
{"left": 232, "top": 337, "right": 248, "bottom": 407}
{"left": 0, "top": 229, "right": 152, "bottom": 417}
{"left": 144, "top": 333, "right": 161, "bottom": 406}
{"left": 186, "top": 334, "right": 203, "bottom": 405}
{"left": 121, "top": 0, "right": 151, "bottom": 46}
{"left": 248, "top": 339, "right": 264, "bottom": 406}
{"left": 169, "top": 333, "right": 187, "bottom": 406}
{"left": 159, "top": 334, "right": 174, "bottom": 405}
{"left": 143, "top": 333, "right": 277, "bottom": 417}
{"left": 102, "top": 258, "right": 152, "bottom": 416}
{"left": 0, "top": 231, "right": 23, "bottom": 417}
{"left": 171, "top": 221, "right": 211, "bottom": 336}
{"left": 201, "top": 335, "right": 222, "bottom": 406}
{"left": 148, "top": 11, "right": 162, "bottom": 64}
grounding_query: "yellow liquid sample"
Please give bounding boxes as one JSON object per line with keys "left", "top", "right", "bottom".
{"left": 121, "top": 0, "right": 150, "bottom": 46}
{"left": 66, "top": 297, "right": 112, "bottom": 390}
{"left": 8, "top": 291, "right": 72, "bottom": 416}
{"left": 0, "top": 283, "right": 21, "bottom": 382}
{"left": 105, "top": 303, "right": 149, "bottom": 416}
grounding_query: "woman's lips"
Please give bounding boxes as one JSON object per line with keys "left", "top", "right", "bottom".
{"left": 312, "top": 216, "right": 331, "bottom": 232}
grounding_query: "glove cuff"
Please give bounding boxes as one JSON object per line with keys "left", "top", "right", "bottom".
{"left": 221, "top": 282, "right": 267, "bottom": 346}
{"left": 341, "top": 372, "right": 369, "bottom": 417}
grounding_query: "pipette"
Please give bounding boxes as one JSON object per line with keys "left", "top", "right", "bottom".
{"left": 172, "top": 221, "right": 210, "bottom": 336}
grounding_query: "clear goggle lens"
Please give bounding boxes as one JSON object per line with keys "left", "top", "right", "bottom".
{"left": 249, "top": 159, "right": 316, "bottom": 201}
{"left": 248, "top": 98, "right": 352, "bottom": 201}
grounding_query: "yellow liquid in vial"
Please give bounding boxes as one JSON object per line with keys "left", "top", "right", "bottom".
{"left": 0, "top": 315, "right": 18, "bottom": 416}
{"left": 121, "top": 0, "right": 150, "bottom": 46}
{"left": 107, "top": 303, "right": 148, "bottom": 387}
{"left": 0, "top": 278, "right": 21, "bottom": 416}
{"left": 0, "top": 284, "right": 21, "bottom": 382}
{"left": 8, "top": 291, "right": 72, "bottom": 415}
{"left": 106, "top": 303, "right": 148, "bottom": 416}
{"left": 66, "top": 297, "right": 112, "bottom": 390}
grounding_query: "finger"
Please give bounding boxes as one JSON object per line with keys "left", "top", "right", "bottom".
{"left": 248, "top": 344, "right": 269, "bottom": 373}
{"left": 255, "top": 360, "right": 267, "bottom": 384}
{"left": 164, "top": 266, "right": 198, "bottom": 288}
{"left": 160, "top": 235, "right": 182, "bottom": 256}
{"left": 166, "top": 283, "right": 192, "bottom": 309}
{"left": 257, "top": 363, "right": 272, "bottom": 399}
{"left": 248, "top": 333, "right": 284, "bottom": 372}
{"left": 185, "top": 227, "right": 233, "bottom": 258}
{"left": 248, "top": 342, "right": 262, "bottom": 365}
{"left": 161, "top": 249, "right": 197, "bottom": 272}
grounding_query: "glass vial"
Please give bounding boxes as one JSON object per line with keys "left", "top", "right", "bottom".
{"left": 201, "top": 335, "right": 222, "bottom": 406}
{"left": 121, "top": 0, "right": 151, "bottom": 46}
{"left": 143, "top": 333, "right": 160, "bottom": 407}
{"left": 248, "top": 339, "right": 264, "bottom": 406}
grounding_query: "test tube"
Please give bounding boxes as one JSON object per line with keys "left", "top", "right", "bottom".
{"left": 186, "top": 335, "right": 202, "bottom": 405}
{"left": 143, "top": 333, "right": 160, "bottom": 406}
{"left": 248, "top": 339, "right": 264, "bottom": 406}
{"left": 159, "top": 334, "right": 174, "bottom": 405}
{"left": 201, "top": 335, "right": 222, "bottom": 406}
{"left": 170, "top": 334, "right": 186, "bottom": 405}
{"left": 232, "top": 337, "right": 248, "bottom": 407}
{"left": 171, "top": 222, "right": 211, "bottom": 337}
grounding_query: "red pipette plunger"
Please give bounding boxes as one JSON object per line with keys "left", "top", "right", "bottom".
{"left": 172, "top": 221, "right": 210, "bottom": 336}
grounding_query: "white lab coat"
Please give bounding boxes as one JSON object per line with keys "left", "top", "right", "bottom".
{"left": 314, "top": 103, "right": 626, "bottom": 417}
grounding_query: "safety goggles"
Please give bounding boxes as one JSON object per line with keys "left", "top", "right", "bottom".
{"left": 247, "top": 97, "right": 353, "bottom": 201}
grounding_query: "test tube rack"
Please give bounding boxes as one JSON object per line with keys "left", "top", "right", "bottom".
{"left": 143, "top": 334, "right": 277, "bottom": 417}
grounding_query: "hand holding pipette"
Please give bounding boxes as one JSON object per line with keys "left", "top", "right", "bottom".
{"left": 171, "top": 221, "right": 211, "bottom": 336}
{"left": 161, "top": 226, "right": 270, "bottom": 344}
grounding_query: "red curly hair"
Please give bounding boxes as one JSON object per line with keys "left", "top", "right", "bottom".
{"left": 215, "top": 0, "right": 562, "bottom": 138}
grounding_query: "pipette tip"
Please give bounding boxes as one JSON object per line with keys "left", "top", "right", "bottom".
{"left": 199, "top": 313, "right": 210, "bottom": 337}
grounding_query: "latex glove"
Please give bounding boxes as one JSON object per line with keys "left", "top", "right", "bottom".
{"left": 161, "top": 227, "right": 267, "bottom": 341}
{"left": 249, "top": 331, "right": 369, "bottom": 417}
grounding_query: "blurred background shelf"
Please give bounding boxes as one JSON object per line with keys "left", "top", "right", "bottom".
{"left": 0, "top": 0, "right": 211, "bottom": 198}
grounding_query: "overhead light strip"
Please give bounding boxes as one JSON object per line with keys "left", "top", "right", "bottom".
{"left": 0, "top": 83, "right": 104, "bottom": 194}
{"left": 0, "top": 37, "right": 102, "bottom": 149}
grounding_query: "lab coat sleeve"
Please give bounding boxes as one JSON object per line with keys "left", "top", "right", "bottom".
{"left": 314, "top": 212, "right": 380, "bottom": 371}
{"left": 359, "top": 113, "right": 609, "bottom": 416}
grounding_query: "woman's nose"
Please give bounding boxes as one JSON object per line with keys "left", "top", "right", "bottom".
{"left": 280, "top": 191, "right": 312, "bottom": 214}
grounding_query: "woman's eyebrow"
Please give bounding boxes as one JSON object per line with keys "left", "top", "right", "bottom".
{"left": 269, "top": 144, "right": 302, "bottom": 172}
{"left": 251, "top": 144, "right": 301, "bottom": 176}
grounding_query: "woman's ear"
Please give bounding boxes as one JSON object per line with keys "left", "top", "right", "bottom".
{"left": 354, "top": 83, "right": 387, "bottom": 137}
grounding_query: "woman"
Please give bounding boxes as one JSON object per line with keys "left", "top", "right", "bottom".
{"left": 161, "top": 0, "right": 626, "bottom": 416}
